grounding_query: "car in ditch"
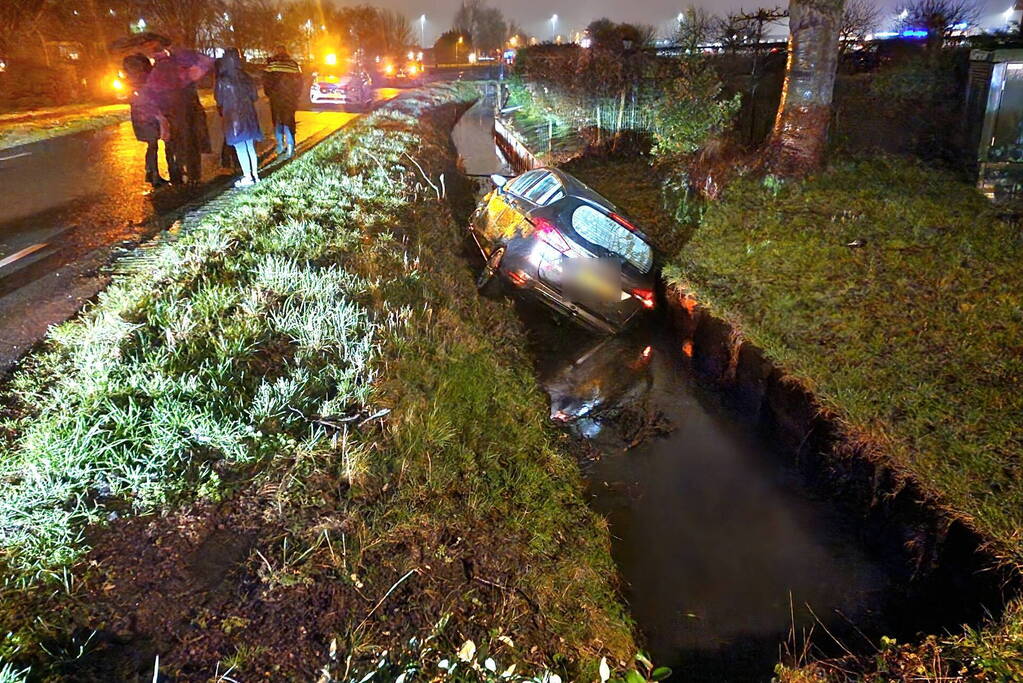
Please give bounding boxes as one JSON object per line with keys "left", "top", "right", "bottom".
{"left": 308, "top": 65, "right": 373, "bottom": 110}
{"left": 468, "top": 167, "right": 658, "bottom": 334}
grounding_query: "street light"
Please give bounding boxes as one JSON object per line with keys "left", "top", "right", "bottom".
{"left": 550, "top": 14, "right": 558, "bottom": 40}
{"left": 457, "top": 35, "right": 464, "bottom": 62}
{"left": 420, "top": 14, "right": 426, "bottom": 47}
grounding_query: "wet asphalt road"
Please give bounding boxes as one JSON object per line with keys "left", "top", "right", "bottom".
{"left": 0, "top": 89, "right": 399, "bottom": 371}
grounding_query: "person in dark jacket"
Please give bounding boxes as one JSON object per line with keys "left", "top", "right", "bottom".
{"left": 122, "top": 53, "right": 170, "bottom": 187}
{"left": 144, "top": 46, "right": 213, "bottom": 185}
{"left": 214, "top": 48, "right": 264, "bottom": 187}
{"left": 263, "top": 46, "right": 302, "bottom": 158}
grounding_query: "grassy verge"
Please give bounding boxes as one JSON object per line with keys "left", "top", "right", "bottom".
{"left": 0, "top": 106, "right": 129, "bottom": 150}
{"left": 659, "top": 155, "right": 1023, "bottom": 679}
{"left": 0, "top": 83, "right": 635, "bottom": 680}
{"left": 0, "top": 94, "right": 216, "bottom": 151}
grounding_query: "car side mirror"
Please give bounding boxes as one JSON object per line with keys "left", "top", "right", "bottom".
{"left": 491, "top": 174, "right": 508, "bottom": 189}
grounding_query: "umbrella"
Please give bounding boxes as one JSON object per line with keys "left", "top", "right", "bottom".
{"left": 109, "top": 32, "right": 171, "bottom": 52}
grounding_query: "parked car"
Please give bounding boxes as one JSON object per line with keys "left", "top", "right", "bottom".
{"left": 392, "top": 61, "right": 424, "bottom": 86}
{"left": 308, "top": 66, "right": 373, "bottom": 110}
{"left": 469, "top": 167, "right": 658, "bottom": 334}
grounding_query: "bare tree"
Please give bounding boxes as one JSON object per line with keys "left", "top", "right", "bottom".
{"left": 674, "top": 6, "right": 717, "bottom": 52}
{"left": 0, "top": 0, "right": 49, "bottom": 59}
{"left": 453, "top": 0, "right": 508, "bottom": 53}
{"left": 897, "top": 0, "right": 980, "bottom": 48}
{"left": 136, "top": 0, "right": 226, "bottom": 49}
{"left": 839, "top": 0, "right": 880, "bottom": 49}
{"left": 221, "top": 0, "right": 292, "bottom": 57}
{"left": 716, "top": 13, "right": 759, "bottom": 52}
{"left": 766, "top": 0, "right": 844, "bottom": 175}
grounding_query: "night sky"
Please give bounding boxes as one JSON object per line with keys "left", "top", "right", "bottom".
{"left": 361, "top": 0, "right": 1017, "bottom": 45}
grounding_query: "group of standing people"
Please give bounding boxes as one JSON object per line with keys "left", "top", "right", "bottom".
{"left": 122, "top": 37, "right": 303, "bottom": 190}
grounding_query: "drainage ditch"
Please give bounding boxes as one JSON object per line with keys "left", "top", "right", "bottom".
{"left": 451, "top": 94, "right": 1010, "bottom": 681}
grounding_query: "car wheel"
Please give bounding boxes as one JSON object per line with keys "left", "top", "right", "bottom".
{"left": 476, "top": 247, "right": 505, "bottom": 295}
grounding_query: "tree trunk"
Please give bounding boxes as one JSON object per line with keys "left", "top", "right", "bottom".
{"left": 766, "top": 0, "right": 843, "bottom": 176}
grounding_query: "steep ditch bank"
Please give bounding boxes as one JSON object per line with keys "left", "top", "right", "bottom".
{"left": 479, "top": 104, "right": 1018, "bottom": 680}
{"left": 666, "top": 289, "right": 1012, "bottom": 633}
{"left": 0, "top": 86, "right": 636, "bottom": 682}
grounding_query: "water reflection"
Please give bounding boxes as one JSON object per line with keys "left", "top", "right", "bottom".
{"left": 532, "top": 321, "right": 890, "bottom": 682}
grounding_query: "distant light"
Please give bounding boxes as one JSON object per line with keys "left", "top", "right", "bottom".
{"left": 901, "top": 28, "right": 928, "bottom": 37}
{"left": 137, "top": 17, "right": 146, "bottom": 29}
{"left": 580, "top": 36, "right": 591, "bottom": 48}
{"left": 468, "top": 52, "right": 477, "bottom": 63}
{"left": 874, "top": 30, "right": 898, "bottom": 38}
{"left": 677, "top": 12, "right": 684, "bottom": 23}
{"left": 417, "top": 51, "right": 423, "bottom": 60}
{"left": 898, "top": 8, "right": 909, "bottom": 19}
{"left": 325, "top": 53, "right": 337, "bottom": 65}
{"left": 0, "top": 61, "right": 6, "bottom": 73}
{"left": 276, "top": 12, "right": 282, "bottom": 20}
{"left": 111, "top": 78, "right": 125, "bottom": 91}
{"left": 408, "top": 50, "right": 415, "bottom": 60}
{"left": 108, "top": 8, "right": 115, "bottom": 15}
{"left": 223, "top": 12, "right": 229, "bottom": 21}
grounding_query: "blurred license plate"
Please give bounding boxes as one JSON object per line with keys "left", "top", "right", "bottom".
{"left": 564, "top": 258, "right": 621, "bottom": 305}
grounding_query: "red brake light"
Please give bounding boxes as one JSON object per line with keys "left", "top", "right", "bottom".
{"left": 610, "top": 212, "right": 638, "bottom": 232}
{"left": 532, "top": 217, "right": 572, "bottom": 253}
{"left": 631, "top": 288, "right": 656, "bottom": 309}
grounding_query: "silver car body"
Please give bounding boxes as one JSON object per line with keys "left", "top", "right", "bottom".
{"left": 469, "top": 167, "right": 658, "bottom": 334}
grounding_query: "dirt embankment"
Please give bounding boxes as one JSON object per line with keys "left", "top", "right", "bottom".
{"left": 0, "top": 86, "right": 635, "bottom": 681}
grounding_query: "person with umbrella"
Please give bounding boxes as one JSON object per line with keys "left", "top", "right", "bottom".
{"left": 263, "top": 45, "right": 302, "bottom": 158}
{"left": 113, "top": 33, "right": 213, "bottom": 186}
{"left": 214, "top": 48, "right": 264, "bottom": 187}
{"left": 121, "top": 53, "right": 170, "bottom": 188}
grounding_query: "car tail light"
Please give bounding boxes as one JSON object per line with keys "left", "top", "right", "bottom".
{"left": 531, "top": 217, "right": 573, "bottom": 254}
{"left": 508, "top": 270, "right": 529, "bottom": 287}
{"left": 610, "top": 212, "right": 639, "bottom": 233}
{"left": 631, "top": 288, "right": 656, "bottom": 309}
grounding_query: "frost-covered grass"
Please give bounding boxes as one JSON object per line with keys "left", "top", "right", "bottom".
{"left": 0, "top": 84, "right": 636, "bottom": 680}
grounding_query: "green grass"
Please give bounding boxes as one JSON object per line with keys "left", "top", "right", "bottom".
{"left": 664, "top": 156, "right": 1023, "bottom": 566}
{"left": 0, "top": 83, "right": 635, "bottom": 680}
{"left": 657, "top": 155, "right": 1023, "bottom": 679}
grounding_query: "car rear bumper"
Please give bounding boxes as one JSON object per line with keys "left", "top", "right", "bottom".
{"left": 520, "top": 275, "right": 638, "bottom": 334}
{"left": 310, "top": 91, "right": 354, "bottom": 104}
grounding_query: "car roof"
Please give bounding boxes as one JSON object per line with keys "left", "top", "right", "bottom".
{"left": 521, "top": 167, "right": 658, "bottom": 248}
{"left": 531, "top": 168, "right": 616, "bottom": 212}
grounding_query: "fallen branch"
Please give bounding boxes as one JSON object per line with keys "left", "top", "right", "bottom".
{"left": 405, "top": 152, "right": 440, "bottom": 200}
{"left": 356, "top": 567, "right": 419, "bottom": 632}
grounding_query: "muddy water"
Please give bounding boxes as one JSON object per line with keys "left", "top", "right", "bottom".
{"left": 451, "top": 91, "right": 514, "bottom": 177}
{"left": 534, "top": 319, "right": 893, "bottom": 681}
{"left": 452, "top": 100, "right": 915, "bottom": 682}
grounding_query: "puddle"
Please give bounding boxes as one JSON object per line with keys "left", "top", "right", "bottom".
{"left": 450, "top": 100, "right": 1003, "bottom": 682}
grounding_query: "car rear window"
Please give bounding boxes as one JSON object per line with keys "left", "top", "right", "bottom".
{"left": 570, "top": 205, "right": 653, "bottom": 273}
{"left": 522, "top": 173, "right": 562, "bottom": 205}
{"left": 506, "top": 170, "right": 545, "bottom": 196}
